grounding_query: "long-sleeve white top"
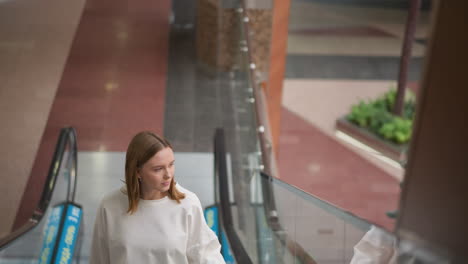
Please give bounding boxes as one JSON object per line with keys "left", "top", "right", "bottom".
{"left": 89, "top": 185, "right": 225, "bottom": 264}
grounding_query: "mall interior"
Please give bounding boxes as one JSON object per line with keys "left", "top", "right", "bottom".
{"left": 0, "top": 0, "right": 466, "bottom": 263}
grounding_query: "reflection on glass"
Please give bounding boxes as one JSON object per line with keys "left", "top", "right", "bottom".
{"left": 280, "top": 0, "right": 434, "bottom": 230}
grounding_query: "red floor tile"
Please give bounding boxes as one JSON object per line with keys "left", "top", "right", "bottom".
{"left": 278, "top": 107, "right": 400, "bottom": 230}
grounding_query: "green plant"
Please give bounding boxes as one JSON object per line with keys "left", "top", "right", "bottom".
{"left": 346, "top": 88, "right": 416, "bottom": 145}
{"left": 348, "top": 102, "right": 374, "bottom": 127}
{"left": 379, "top": 117, "right": 413, "bottom": 143}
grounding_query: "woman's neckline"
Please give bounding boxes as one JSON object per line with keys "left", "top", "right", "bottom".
{"left": 139, "top": 195, "right": 169, "bottom": 205}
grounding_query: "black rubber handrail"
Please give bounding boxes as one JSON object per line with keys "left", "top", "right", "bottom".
{"left": 214, "top": 128, "right": 253, "bottom": 264}
{"left": 0, "top": 127, "right": 78, "bottom": 250}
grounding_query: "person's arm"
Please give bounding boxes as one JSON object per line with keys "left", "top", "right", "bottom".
{"left": 89, "top": 205, "right": 111, "bottom": 264}
{"left": 186, "top": 196, "right": 225, "bottom": 264}
{"left": 350, "top": 225, "right": 397, "bottom": 264}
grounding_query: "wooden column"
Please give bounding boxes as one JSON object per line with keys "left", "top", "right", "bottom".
{"left": 266, "top": 0, "right": 290, "bottom": 151}
{"left": 396, "top": 1, "right": 468, "bottom": 261}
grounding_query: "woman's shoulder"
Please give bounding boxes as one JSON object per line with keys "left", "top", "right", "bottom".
{"left": 99, "top": 187, "right": 128, "bottom": 209}
{"left": 175, "top": 183, "right": 202, "bottom": 208}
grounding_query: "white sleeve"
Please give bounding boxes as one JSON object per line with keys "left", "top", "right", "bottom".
{"left": 186, "top": 196, "right": 225, "bottom": 264}
{"left": 350, "top": 226, "right": 397, "bottom": 264}
{"left": 89, "top": 205, "right": 110, "bottom": 264}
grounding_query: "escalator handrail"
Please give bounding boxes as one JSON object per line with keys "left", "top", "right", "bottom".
{"left": 260, "top": 172, "right": 373, "bottom": 232}
{"left": 0, "top": 127, "right": 78, "bottom": 250}
{"left": 214, "top": 128, "right": 253, "bottom": 264}
{"left": 238, "top": 0, "right": 277, "bottom": 180}
{"left": 236, "top": 0, "right": 388, "bottom": 248}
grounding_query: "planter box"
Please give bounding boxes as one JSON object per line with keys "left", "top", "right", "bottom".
{"left": 336, "top": 117, "right": 408, "bottom": 162}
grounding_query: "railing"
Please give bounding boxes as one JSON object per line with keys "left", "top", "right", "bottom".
{"left": 214, "top": 1, "right": 452, "bottom": 263}
{"left": 214, "top": 127, "right": 383, "bottom": 263}
{"left": 238, "top": 0, "right": 277, "bottom": 179}
{"left": 0, "top": 127, "right": 79, "bottom": 254}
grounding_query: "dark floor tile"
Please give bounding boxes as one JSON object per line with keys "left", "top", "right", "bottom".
{"left": 286, "top": 55, "right": 424, "bottom": 80}
{"left": 164, "top": 29, "right": 223, "bottom": 152}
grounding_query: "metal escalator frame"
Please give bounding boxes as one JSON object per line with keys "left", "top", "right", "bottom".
{"left": 215, "top": 128, "right": 253, "bottom": 264}
{"left": 0, "top": 127, "right": 78, "bottom": 250}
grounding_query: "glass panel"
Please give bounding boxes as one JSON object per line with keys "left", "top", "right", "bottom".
{"left": 217, "top": 2, "right": 268, "bottom": 263}
{"left": 222, "top": 154, "right": 398, "bottom": 264}
{"left": 216, "top": 0, "right": 277, "bottom": 261}
{"left": 271, "top": 175, "right": 372, "bottom": 263}
{"left": 221, "top": 149, "right": 451, "bottom": 263}
{"left": 281, "top": 0, "right": 435, "bottom": 231}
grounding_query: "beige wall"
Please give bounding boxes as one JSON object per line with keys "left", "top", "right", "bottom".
{"left": 0, "top": 0, "right": 85, "bottom": 237}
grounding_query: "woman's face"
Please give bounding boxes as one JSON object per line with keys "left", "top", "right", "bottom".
{"left": 138, "top": 147, "right": 175, "bottom": 194}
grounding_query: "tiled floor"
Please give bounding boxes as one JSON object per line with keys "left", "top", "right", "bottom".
{"left": 45, "top": 0, "right": 170, "bottom": 151}
{"left": 163, "top": 29, "right": 223, "bottom": 152}
{"left": 282, "top": 79, "right": 406, "bottom": 180}
{"left": 287, "top": 35, "right": 425, "bottom": 56}
{"left": 285, "top": 55, "right": 423, "bottom": 80}
{"left": 13, "top": 0, "right": 171, "bottom": 228}
{"left": 279, "top": 108, "right": 400, "bottom": 230}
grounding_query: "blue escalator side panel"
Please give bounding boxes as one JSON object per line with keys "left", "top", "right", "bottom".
{"left": 220, "top": 230, "right": 235, "bottom": 263}
{"left": 39, "top": 205, "right": 64, "bottom": 264}
{"left": 204, "top": 205, "right": 235, "bottom": 264}
{"left": 204, "top": 205, "right": 219, "bottom": 237}
{"left": 53, "top": 204, "right": 82, "bottom": 264}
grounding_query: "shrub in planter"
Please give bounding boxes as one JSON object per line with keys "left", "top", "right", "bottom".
{"left": 346, "top": 89, "right": 416, "bottom": 145}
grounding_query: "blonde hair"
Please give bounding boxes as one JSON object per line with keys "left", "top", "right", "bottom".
{"left": 125, "top": 131, "right": 185, "bottom": 214}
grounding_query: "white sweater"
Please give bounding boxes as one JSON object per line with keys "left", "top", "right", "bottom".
{"left": 89, "top": 185, "right": 225, "bottom": 264}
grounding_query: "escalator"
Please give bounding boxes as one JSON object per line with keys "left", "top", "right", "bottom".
{"left": 0, "top": 128, "right": 83, "bottom": 264}
{"left": 0, "top": 130, "right": 452, "bottom": 263}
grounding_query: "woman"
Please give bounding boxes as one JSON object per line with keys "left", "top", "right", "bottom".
{"left": 89, "top": 131, "right": 225, "bottom": 263}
